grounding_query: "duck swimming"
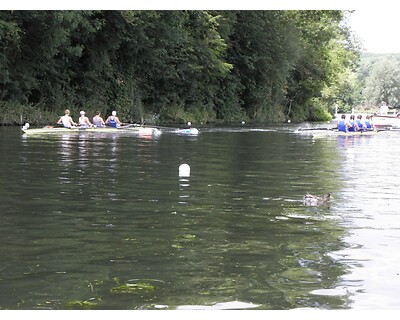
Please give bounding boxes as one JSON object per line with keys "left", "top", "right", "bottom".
{"left": 303, "top": 193, "right": 330, "bottom": 206}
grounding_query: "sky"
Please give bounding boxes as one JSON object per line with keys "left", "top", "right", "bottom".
{"left": 347, "top": 8, "right": 400, "bottom": 54}
{"left": 4, "top": 1, "right": 400, "bottom": 54}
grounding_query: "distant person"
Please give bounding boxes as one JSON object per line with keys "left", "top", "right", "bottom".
{"left": 356, "top": 114, "right": 366, "bottom": 131}
{"left": 364, "top": 115, "right": 375, "bottom": 130}
{"left": 105, "top": 111, "right": 123, "bottom": 128}
{"left": 379, "top": 102, "right": 389, "bottom": 115}
{"left": 92, "top": 111, "right": 106, "bottom": 127}
{"left": 57, "top": 109, "right": 77, "bottom": 128}
{"left": 78, "top": 111, "right": 93, "bottom": 128}
{"left": 337, "top": 114, "right": 350, "bottom": 132}
{"left": 348, "top": 114, "right": 359, "bottom": 132}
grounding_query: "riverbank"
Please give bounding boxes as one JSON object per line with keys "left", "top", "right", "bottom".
{"left": 0, "top": 104, "right": 286, "bottom": 127}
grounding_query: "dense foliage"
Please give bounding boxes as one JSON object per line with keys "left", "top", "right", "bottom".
{"left": 356, "top": 53, "right": 400, "bottom": 110}
{"left": 0, "top": 10, "right": 359, "bottom": 125}
{"left": 330, "top": 53, "right": 400, "bottom": 114}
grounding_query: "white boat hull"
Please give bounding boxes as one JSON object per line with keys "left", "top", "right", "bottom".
{"left": 22, "top": 125, "right": 161, "bottom": 136}
{"left": 371, "top": 114, "right": 400, "bottom": 128}
{"left": 174, "top": 128, "right": 199, "bottom": 135}
{"left": 312, "top": 129, "right": 379, "bottom": 138}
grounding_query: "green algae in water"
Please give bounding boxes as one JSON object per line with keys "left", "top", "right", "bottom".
{"left": 176, "top": 234, "right": 196, "bottom": 240}
{"left": 66, "top": 299, "right": 98, "bottom": 309}
{"left": 111, "top": 282, "right": 158, "bottom": 294}
{"left": 172, "top": 234, "right": 196, "bottom": 249}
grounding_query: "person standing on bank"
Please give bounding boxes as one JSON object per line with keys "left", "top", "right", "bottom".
{"left": 92, "top": 111, "right": 106, "bottom": 127}
{"left": 105, "top": 111, "right": 123, "bottom": 128}
{"left": 57, "top": 109, "right": 77, "bottom": 128}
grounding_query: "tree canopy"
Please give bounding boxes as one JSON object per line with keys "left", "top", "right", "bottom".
{"left": 0, "top": 10, "right": 360, "bottom": 125}
{"left": 362, "top": 55, "right": 400, "bottom": 108}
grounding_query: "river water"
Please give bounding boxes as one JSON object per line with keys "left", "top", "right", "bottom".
{"left": 1, "top": 124, "right": 400, "bottom": 310}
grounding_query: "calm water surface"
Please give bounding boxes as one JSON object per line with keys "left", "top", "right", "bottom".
{"left": 1, "top": 125, "right": 400, "bottom": 310}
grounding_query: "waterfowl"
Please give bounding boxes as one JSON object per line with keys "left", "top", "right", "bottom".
{"left": 303, "top": 193, "right": 330, "bottom": 206}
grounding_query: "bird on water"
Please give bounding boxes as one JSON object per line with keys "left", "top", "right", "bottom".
{"left": 303, "top": 193, "right": 330, "bottom": 206}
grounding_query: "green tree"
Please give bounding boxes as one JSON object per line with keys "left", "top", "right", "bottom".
{"left": 118, "top": 11, "right": 232, "bottom": 123}
{"left": 0, "top": 11, "right": 103, "bottom": 110}
{"left": 0, "top": 10, "right": 361, "bottom": 125}
{"left": 227, "top": 11, "right": 301, "bottom": 122}
{"left": 0, "top": 15, "right": 23, "bottom": 101}
{"left": 285, "top": 10, "right": 360, "bottom": 121}
{"left": 363, "top": 55, "right": 400, "bottom": 107}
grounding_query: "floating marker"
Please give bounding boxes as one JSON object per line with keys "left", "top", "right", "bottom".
{"left": 179, "top": 164, "right": 190, "bottom": 177}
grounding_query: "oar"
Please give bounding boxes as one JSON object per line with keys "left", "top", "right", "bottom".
{"left": 142, "top": 124, "right": 179, "bottom": 132}
{"left": 376, "top": 128, "right": 392, "bottom": 132}
{"left": 381, "top": 127, "right": 400, "bottom": 131}
{"left": 121, "top": 123, "right": 141, "bottom": 129}
{"left": 297, "top": 127, "right": 337, "bottom": 131}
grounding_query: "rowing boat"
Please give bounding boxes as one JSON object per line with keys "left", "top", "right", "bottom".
{"left": 311, "top": 129, "right": 379, "bottom": 138}
{"left": 295, "top": 126, "right": 385, "bottom": 137}
{"left": 21, "top": 123, "right": 162, "bottom": 136}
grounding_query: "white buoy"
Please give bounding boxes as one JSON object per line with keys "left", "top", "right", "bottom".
{"left": 241, "top": 121, "right": 245, "bottom": 125}
{"left": 287, "top": 119, "right": 291, "bottom": 123}
{"left": 187, "top": 121, "right": 191, "bottom": 126}
{"left": 179, "top": 164, "right": 190, "bottom": 177}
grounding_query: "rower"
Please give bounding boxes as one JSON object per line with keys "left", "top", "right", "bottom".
{"left": 356, "top": 114, "right": 366, "bottom": 131}
{"left": 348, "top": 114, "right": 359, "bottom": 132}
{"left": 105, "top": 111, "right": 123, "bottom": 128}
{"left": 364, "top": 115, "right": 375, "bottom": 130}
{"left": 78, "top": 111, "right": 93, "bottom": 128}
{"left": 93, "top": 111, "right": 106, "bottom": 127}
{"left": 57, "top": 109, "right": 77, "bottom": 128}
{"left": 337, "top": 114, "right": 350, "bottom": 132}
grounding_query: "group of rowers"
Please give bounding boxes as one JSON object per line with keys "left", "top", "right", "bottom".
{"left": 337, "top": 114, "right": 375, "bottom": 132}
{"left": 57, "top": 109, "right": 123, "bottom": 129}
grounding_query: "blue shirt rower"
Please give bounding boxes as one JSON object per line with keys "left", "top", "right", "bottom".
{"left": 105, "top": 111, "right": 123, "bottom": 128}
{"left": 356, "top": 114, "right": 365, "bottom": 131}
{"left": 337, "top": 114, "right": 349, "bottom": 132}
{"left": 348, "top": 115, "right": 359, "bottom": 132}
{"left": 364, "top": 115, "right": 374, "bottom": 129}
